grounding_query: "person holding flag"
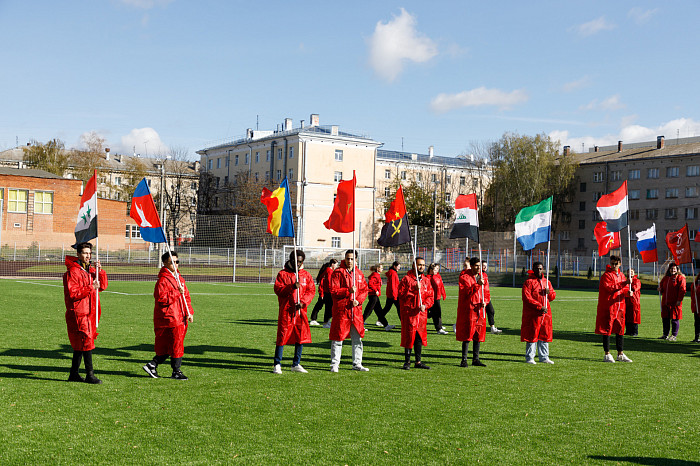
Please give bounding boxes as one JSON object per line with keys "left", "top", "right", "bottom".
{"left": 625, "top": 269, "right": 642, "bottom": 337}
{"left": 456, "top": 258, "right": 487, "bottom": 367}
{"left": 521, "top": 262, "right": 556, "bottom": 364}
{"left": 658, "top": 263, "right": 686, "bottom": 341}
{"left": 398, "top": 257, "right": 434, "bottom": 369}
{"left": 595, "top": 255, "right": 633, "bottom": 363}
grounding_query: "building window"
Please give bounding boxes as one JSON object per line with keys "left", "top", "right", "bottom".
{"left": 276, "top": 170, "right": 281, "bottom": 181}
{"left": 578, "top": 220, "right": 585, "bottom": 230}
{"left": 579, "top": 201, "right": 586, "bottom": 211}
{"left": 207, "top": 159, "right": 213, "bottom": 170}
{"left": 645, "top": 209, "right": 658, "bottom": 220}
{"left": 687, "top": 165, "right": 700, "bottom": 177}
{"left": 577, "top": 238, "right": 585, "bottom": 249}
{"left": 254, "top": 172, "right": 259, "bottom": 182}
{"left": 288, "top": 169, "right": 293, "bottom": 180}
{"left": 432, "top": 173, "right": 437, "bottom": 183}
{"left": 34, "top": 191, "right": 53, "bottom": 214}
{"left": 234, "top": 155, "right": 239, "bottom": 166}
{"left": 472, "top": 178, "right": 479, "bottom": 188}
{"left": 460, "top": 176, "right": 466, "bottom": 186}
{"left": 331, "top": 237, "right": 341, "bottom": 248}
{"left": 646, "top": 189, "right": 658, "bottom": 199}
{"left": 289, "top": 147, "right": 294, "bottom": 159}
{"left": 266, "top": 150, "right": 271, "bottom": 161}
{"left": 224, "top": 175, "right": 229, "bottom": 185}
{"left": 666, "top": 167, "right": 679, "bottom": 178}
{"left": 384, "top": 169, "right": 391, "bottom": 179}
{"left": 255, "top": 152, "right": 259, "bottom": 163}
{"left": 125, "top": 225, "right": 130, "bottom": 238}
{"left": 216, "top": 177, "right": 220, "bottom": 188}
{"left": 628, "top": 169, "right": 640, "bottom": 180}
{"left": 666, "top": 188, "right": 679, "bottom": 198}
{"left": 446, "top": 175, "right": 451, "bottom": 183}
{"left": 245, "top": 153, "right": 249, "bottom": 165}
{"left": 629, "top": 189, "right": 640, "bottom": 200}
{"left": 417, "top": 173, "right": 422, "bottom": 182}
{"left": 560, "top": 231, "right": 570, "bottom": 240}
{"left": 401, "top": 171, "right": 407, "bottom": 180}
{"left": 384, "top": 187, "right": 391, "bottom": 197}
{"left": 686, "top": 186, "right": 699, "bottom": 198}
{"left": 561, "top": 212, "right": 572, "bottom": 223}
{"left": 580, "top": 182, "right": 587, "bottom": 192}
{"left": 334, "top": 171, "right": 342, "bottom": 182}
{"left": 334, "top": 149, "right": 343, "bottom": 161}
{"left": 665, "top": 208, "right": 677, "bottom": 219}
{"left": 445, "top": 192, "right": 451, "bottom": 202}
{"left": 647, "top": 168, "right": 659, "bottom": 179}
{"left": 610, "top": 170, "right": 621, "bottom": 181}
{"left": 686, "top": 208, "right": 698, "bottom": 220}
{"left": 131, "top": 225, "right": 141, "bottom": 238}
{"left": 8, "top": 189, "right": 28, "bottom": 213}
{"left": 217, "top": 158, "right": 221, "bottom": 169}
{"left": 147, "top": 179, "right": 152, "bottom": 187}
{"left": 115, "top": 176, "right": 122, "bottom": 186}
{"left": 594, "top": 192, "right": 603, "bottom": 201}
{"left": 629, "top": 209, "right": 639, "bottom": 220}
{"left": 265, "top": 171, "right": 270, "bottom": 181}
{"left": 278, "top": 149, "right": 283, "bottom": 160}
{"left": 593, "top": 172, "right": 604, "bottom": 182}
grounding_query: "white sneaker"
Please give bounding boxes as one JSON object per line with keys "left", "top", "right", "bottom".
{"left": 491, "top": 326, "right": 503, "bottom": 334}
{"left": 309, "top": 320, "right": 320, "bottom": 326}
{"left": 540, "top": 359, "right": 554, "bottom": 364}
{"left": 384, "top": 324, "right": 396, "bottom": 331}
{"left": 616, "top": 353, "right": 633, "bottom": 363}
{"left": 668, "top": 335, "right": 677, "bottom": 341}
{"left": 603, "top": 353, "right": 616, "bottom": 363}
{"left": 330, "top": 365, "right": 339, "bottom": 373}
{"left": 525, "top": 359, "right": 536, "bottom": 364}
{"left": 272, "top": 364, "right": 282, "bottom": 374}
{"left": 437, "top": 328, "right": 448, "bottom": 335}
{"left": 352, "top": 365, "right": 369, "bottom": 372}
{"left": 453, "top": 324, "right": 457, "bottom": 332}
{"left": 291, "top": 365, "right": 308, "bottom": 373}
{"left": 375, "top": 321, "right": 383, "bottom": 327}
{"left": 323, "top": 321, "right": 332, "bottom": 329}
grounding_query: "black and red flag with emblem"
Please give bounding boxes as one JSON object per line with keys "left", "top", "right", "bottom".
{"left": 377, "top": 186, "right": 411, "bottom": 247}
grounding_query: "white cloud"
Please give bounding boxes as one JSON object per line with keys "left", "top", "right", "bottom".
{"left": 118, "top": 127, "right": 167, "bottom": 157}
{"left": 367, "top": 8, "right": 438, "bottom": 82}
{"left": 570, "top": 16, "right": 616, "bottom": 37}
{"left": 430, "top": 87, "right": 529, "bottom": 113}
{"left": 628, "top": 7, "right": 658, "bottom": 25}
{"left": 561, "top": 76, "right": 591, "bottom": 93}
{"left": 580, "top": 94, "right": 625, "bottom": 111}
{"left": 119, "top": 0, "right": 173, "bottom": 9}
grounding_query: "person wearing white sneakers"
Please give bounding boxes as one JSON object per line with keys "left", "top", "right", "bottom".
{"left": 658, "top": 262, "right": 686, "bottom": 342}
{"left": 399, "top": 257, "right": 435, "bottom": 369}
{"left": 521, "top": 262, "right": 556, "bottom": 364}
{"left": 595, "top": 255, "right": 632, "bottom": 363}
{"left": 272, "top": 250, "right": 316, "bottom": 374}
{"left": 427, "top": 263, "right": 448, "bottom": 334}
{"left": 329, "top": 250, "right": 370, "bottom": 372}
{"left": 481, "top": 261, "right": 502, "bottom": 334}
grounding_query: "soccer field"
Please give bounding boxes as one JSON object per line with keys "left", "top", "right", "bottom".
{"left": 0, "top": 279, "right": 698, "bottom": 464}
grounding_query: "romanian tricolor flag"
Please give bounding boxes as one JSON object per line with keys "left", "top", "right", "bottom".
{"left": 261, "top": 178, "right": 295, "bottom": 238}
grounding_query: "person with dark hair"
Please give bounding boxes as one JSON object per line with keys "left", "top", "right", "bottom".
{"left": 521, "top": 261, "right": 556, "bottom": 364}
{"left": 596, "top": 255, "right": 632, "bottom": 363}
{"left": 398, "top": 257, "right": 434, "bottom": 369}
{"left": 383, "top": 261, "right": 401, "bottom": 323}
{"left": 690, "top": 271, "right": 700, "bottom": 342}
{"left": 659, "top": 262, "right": 686, "bottom": 341}
{"left": 272, "top": 250, "right": 316, "bottom": 374}
{"left": 481, "top": 261, "right": 502, "bottom": 334}
{"left": 143, "top": 251, "right": 194, "bottom": 380}
{"left": 363, "top": 264, "right": 394, "bottom": 331}
{"left": 329, "top": 250, "right": 369, "bottom": 372}
{"left": 309, "top": 259, "right": 337, "bottom": 327}
{"left": 427, "top": 263, "right": 448, "bottom": 334}
{"left": 456, "top": 258, "right": 487, "bottom": 367}
{"left": 63, "top": 242, "right": 107, "bottom": 384}
{"left": 625, "top": 269, "right": 642, "bottom": 337}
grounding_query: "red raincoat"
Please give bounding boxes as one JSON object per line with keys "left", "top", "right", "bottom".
{"left": 385, "top": 268, "right": 399, "bottom": 300}
{"left": 430, "top": 273, "right": 446, "bottom": 301}
{"left": 63, "top": 256, "right": 107, "bottom": 351}
{"left": 319, "top": 266, "right": 334, "bottom": 299}
{"left": 368, "top": 271, "right": 382, "bottom": 297}
{"left": 274, "top": 265, "right": 315, "bottom": 346}
{"left": 520, "top": 271, "right": 555, "bottom": 343}
{"left": 689, "top": 276, "right": 700, "bottom": 315}
{"left": 455, "top": 269, "right": 486, "bottom": 342}
{"left": 153, "top": 267, "right": 193, "bottom": 358}
{"left": 329, "top": 263, "right": 368, "bottom": 341}
{"left": 625, "top": 275, "right": 642, "bottom": 324}
{"left": 595, "top": 265, "right": 629, "bottom": 335}
{"left": 660, "top": 273, "right": 686, "bottom": 319}
{"left": 482, "top": 271, "right": 491, "bottom": 304}
{"left": 398, "top": 270, "right": 435, "bottom": 348}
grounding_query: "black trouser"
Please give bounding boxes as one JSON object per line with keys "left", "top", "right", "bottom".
{"left": 428, "top": 300, "right": 443, "bottom": 331}
{"left": 363, "top": 295, "right": 387, "bottom": 326}
{"left": 152, "top": 354, "right": 181, "bottom": 370}
{"left": 462, "top": 337, "right": 481, "bottom": 361}
{"left": 602, "top": 334, "right": 624, "bottom": 353}
{"left": 662, "top": 318, "right": 680, "bottom": 337}
{"left": 310, "top": 295, "right": 333, "bottom": 322}
{"left": 625, "top": 322, "right": 639, "bottom": 336}
{"left": 384, "top": 298, "right": 400, "bottom": 321}
{"left": 404, "top": 332, "right": 424, "bottom": 363}
{"left": 694, "top": 313, "right": 700, "bottom": 338}
{"left": 70, "top": 350, "right": 96, "bottom": 375}
{"left": 485, "top": 302, "right": 496, "bottom": 327}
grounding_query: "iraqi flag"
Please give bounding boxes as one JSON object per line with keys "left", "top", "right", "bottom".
{"left": 73, "top": 170, "right": 98, "bottom": 248}
{"left": 635, "top": 223, "right": 658, "bottom": 263}
{"left": 665, "top": 224, "right": 693, "bottom": 265}
{"left": 130, "top": 178, "right": 167, "bottom": 243}
{"left": 596, "top": 181, "right": 628, "bottom": 233}
{"left": 449, "top": 194, "right": 479, "bottom": 242}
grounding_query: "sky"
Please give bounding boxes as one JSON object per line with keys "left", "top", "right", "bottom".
{"left": 2, "top": 1, "right": 700, "bottom": 160}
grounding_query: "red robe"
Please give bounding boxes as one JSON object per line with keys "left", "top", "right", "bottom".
{"left": 660, "top": 274, "right": 686, "bottom": 319}
{"left": 329, "top": 263, "right": 368, "bottom": 341}
{"left": 368, "top": 271, "right": 382, "bottom": 297}
{"left": 385, "top": 268, "right": 399, "bottom": 300}
{"left": 482, "top": 271, "right": 491, "bottom": 304}
{"left": 430, "top": 273, "right": 446, "bottom": 301}
{"left": 319, "top": 266, "right": 333, "bottom": 299}
{"left": 153, "top": 267, "right": 194, "bottom": 358}
{"left": 625, "top": 275, "right": 642, "bottom": 324}
{"left": 595, "top": 265, "right": 629, "bottom": 335}
{"left": 63, "top": 256, "right": 107, "bottom": 351}
{"left": 689, "top": 277, "right": 700, "bottom": 315}
{"left": 520, "top": 271, "right": 555, "bottom": 343}
{"left": 274, "top": 266, "right": 315, "bottom": 346}
{"left": 398, "top": 270, "right": 435, "bottom": 348}
{"left": 456, "top": 269, "right": 486, "bottom": 342}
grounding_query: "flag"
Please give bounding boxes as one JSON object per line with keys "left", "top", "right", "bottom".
{"left": 665, "top": 224, "right": 692, "bottom": 265}
{"left": 323, "top": 172, "right": 355, "bottom": 233}
{"left": 594, "top": 221, "right": 620, "bottom": 257}
{"left": 449, "top": 193, "right": 479, "bottom": 242}
{"left": 130, "top": 178, "right": 167, "bottom": 243}
{"left": 377, "top": 186, "right": 410, "bottom": 247}
{"left": 260, "top": 178, "right": 295, "bottom": 238}
{"left": 515, "top": 197, "right": 552, "bottom": 251}
{"left": 596, "top": 181, "right": 628, "bottom": 233}
{"left": 635, "top": 223, "right": 658, "bottom": 263}
{"left": 73, "top": 170, "right": 98, "bottom": 247}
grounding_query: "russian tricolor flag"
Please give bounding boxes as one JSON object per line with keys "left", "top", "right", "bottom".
{"left": 635, "top": 223, "right": 658, "bottom": 263}
{"left": 596, "top": 181, "right": 628, "bottom": 233}
{"left": 130, "top": 178, "right": 167, "bottom": 243}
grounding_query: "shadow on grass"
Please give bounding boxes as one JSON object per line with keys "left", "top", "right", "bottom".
{"left": 229, "top": 318, "right": 277, "bottom": 327}
{"left": 0, "top": 363, "right": 142, "bottom": 379}
{"left": 588, "top": 455, "right": 700, "bottom": 465}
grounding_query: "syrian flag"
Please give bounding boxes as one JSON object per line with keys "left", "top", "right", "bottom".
{"left": 449, "top": 194, "right": 479, "bottom": 242}
{"left": 73, "top": 170, "right": 98, "bottom": 248}
{"left": 596, "top": 181, "right": 628, "bottom": 233}
{"left": 130, "top": 178, "right": 167, "bottom": 243}
{"left": 635, "top": 223, "right": 658, "bottom": 263}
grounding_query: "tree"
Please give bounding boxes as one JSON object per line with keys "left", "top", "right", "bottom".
{"left": 22, "top": 139, "right": 71, "bottom": 175}
{"left": 383, "top": 178, "right": 452, "bottom": 227}
{"left": 71, "top": 131, "right": 106, "bottom": 182}
{"left": 159, "top": 146, "right": 198, "bottom": 243}
{"left": 118, "top": 156, "right": 150, "bottom": 212}
{"left": 484, "top": 132, "right": 578, "bottom": 230}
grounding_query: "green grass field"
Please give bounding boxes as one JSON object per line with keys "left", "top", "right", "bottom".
{"left": 1, "top": 279, "right": 699, "bottom": 465}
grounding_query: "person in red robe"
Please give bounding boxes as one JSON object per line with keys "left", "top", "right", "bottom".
{"left": 482, "top": 261, "right": 503, "bottom": 334}
{"left": 329, "top": 250, "right": 369, "bottom": 372}
{"left": 383, "top": 261, "right": 401, "bottom": 322}
{"left": 658, "top": 262, "right": 686, "bottom": 341}
{"left": 142, "top": 251, "right": 194, "bottom": 380}
{"left": 363, "top": 264, "right": 394, "bottom": 330}
{"left": 398, "top": 257, "right": 434, "bottom": 369}
{"left": 456, "top": 258, "right": 487, "bottom": 367}
{"left": 689, "top": 272, "right": 700, "bottom": 343}
{"left": 63, "top": 242, "right": 107, "bottom": 384}
{"left": 309, "top": 259, "right": 337, "bottom": 327}
{"left": 271, "top": 250, "right": 316, "bottom": 374}
{"left": 596, "top": 255, "right": 632, "bottom": 363}
{"left": 427, "top": 263, "right": 448, "bottom": 334}
{"left": 624, "top": 269, "right": 642, "bottom": 337}
{"left": 521, "top": 261, "right": 556, "bottom": 364}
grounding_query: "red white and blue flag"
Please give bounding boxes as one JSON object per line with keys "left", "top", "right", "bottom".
{"left": 596, "top": 181, "right": 628, "bottom": 233}
{"left": 130, "top": 178, "right": 167, "bottom": 243}
{"left": 635, "top": 223, "right": 658, "bottom": 263}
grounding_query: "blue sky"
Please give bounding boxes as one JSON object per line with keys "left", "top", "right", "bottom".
{"left": 2, "top": 1, "right": 699, "bottom": 160}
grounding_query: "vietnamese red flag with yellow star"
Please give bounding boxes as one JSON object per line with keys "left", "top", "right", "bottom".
{"left": 323, "top": 171, "right": 356, "bottom": 233}
{"left": 594, "top": 221, "right": 620, "bottom": 256}
{"left": 377, "top": 185, "right": 411, "bottom": 247}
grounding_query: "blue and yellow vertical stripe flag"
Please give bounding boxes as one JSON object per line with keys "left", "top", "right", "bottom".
{"left": 260, "top": 178, "right": 295, "bottom": 238}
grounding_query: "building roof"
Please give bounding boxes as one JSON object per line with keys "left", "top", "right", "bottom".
{"left": 377, "top": 149, "right": 479, "bottom": 169}
{"left": 571, "top": 137, "right": 700, "bottom": 165}
{"left": 0, "top": 166, "right": 68, "bottom": 180}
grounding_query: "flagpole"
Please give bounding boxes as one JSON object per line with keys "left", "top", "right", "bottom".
{"left": 93, "top": 170, "right": 100, "bottom": 329}
{"left": 478, "top": 242, "right": 485, "bottom": 319}
{"left": 352, "top": 171, "right": 356, "bottom": 304}
{"left": 544, "top": 239, "right": 551, "bottom": 310}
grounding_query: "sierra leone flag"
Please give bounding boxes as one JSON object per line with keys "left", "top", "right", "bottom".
{"left": 73, "top": 170, "right": 98, "bottom": 248}
{"left": 515, "top": 197, "right": 552, "bottom": 251}
{"left": 449, "top": 194, "right": 479, "bottom": 242}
